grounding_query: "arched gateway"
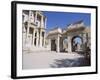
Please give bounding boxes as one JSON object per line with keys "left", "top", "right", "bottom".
{"left": 71, "top": 36, "right": 83, "bottom": 52}
{"left": 47, "top": 21, "right": 91, "bottom": 53}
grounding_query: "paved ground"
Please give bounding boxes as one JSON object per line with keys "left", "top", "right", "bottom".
{"left": 22, "top": 50, "right": 90, "bottom": 69}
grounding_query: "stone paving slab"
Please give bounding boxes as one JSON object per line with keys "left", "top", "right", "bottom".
{"left": 22, "top": 51, "right": 90, "bottom": 69}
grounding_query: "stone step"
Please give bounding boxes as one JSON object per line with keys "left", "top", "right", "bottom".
{"left": 23, "top": 46, "right": 50, "bottom": 53}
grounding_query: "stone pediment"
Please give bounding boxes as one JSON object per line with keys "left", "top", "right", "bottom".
{"left": 66, "top": 26, "right": 85, "bottom": 33}
{"left": 66, "top": 20, "right": 85, "bottom": 33}
{"left": 48, "top": 27, "right": 62, "bottom": 35}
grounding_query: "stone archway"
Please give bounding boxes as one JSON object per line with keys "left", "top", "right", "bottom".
{"left": 71, "top": 36, "right": 83, "bottom": 52}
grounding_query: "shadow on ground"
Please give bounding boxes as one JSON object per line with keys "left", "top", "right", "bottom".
{"left": 50, "top": 57, "right": 90, "bottom": 68}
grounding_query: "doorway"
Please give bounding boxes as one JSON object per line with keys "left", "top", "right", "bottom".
{"left": 51, "top": 40, "right": 56, "bottom": 51}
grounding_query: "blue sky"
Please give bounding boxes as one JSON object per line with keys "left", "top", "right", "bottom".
{"left": 43, "top": 11, "right": 91, "bottom": 31}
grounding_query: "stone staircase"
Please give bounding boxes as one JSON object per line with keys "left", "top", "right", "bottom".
{"left": 23, "top": 46, "right": 50, "bottom": 53}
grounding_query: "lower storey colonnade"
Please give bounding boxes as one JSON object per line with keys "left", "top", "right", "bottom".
{"left": 23, "top": 26, "right": 45, "bottom": 49}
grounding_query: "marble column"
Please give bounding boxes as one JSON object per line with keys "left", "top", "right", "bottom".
{"left": 43, "top": 32, "right": 45, "bottom": 47}
{"left": 56, "top": 34, "right": 60, "bottom": 53}
{"left": 32, "top": 29, "right": 35, "bottom": 46}
{"left": 41, "top": 16, "right": 44, "bottom": 27}
{"left": 26, "top": 22, "right": 29, "bottom": 44}
{"left": 83, "top": 33, "right": 86, "bottom": 44}
{"left": 35, "top": 12, "right": 37, "bottom": 23}
{"left": 32, "top": 11, "right": 35, "bottom": 23}
{"left": 68, "top": 36, "right": 72, "bottom": 53}
{"left": 49, "top": 39, "right": 51, "bottom": 50}
{"left": 39, "top": 29, "right": 42, "bottom": 47}
{"left": 36, "top": 30, "right": 39, "bottom": 47}
{"left": 60, "top": 37, "right": 63, "bottom": 52}
{"left": 83, "top": 33, "right": 87, "bottom": 51}
{"left": 29, "top": 11, "right": 32, "bottom": 22}
{"left": 26, "top": 11, "right": 31, "bottom": 41}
